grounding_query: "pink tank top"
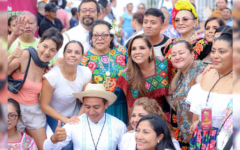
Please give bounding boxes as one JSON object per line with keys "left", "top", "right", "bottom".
{"left": 8, "top": 72, "right": 42, "bottom": 105}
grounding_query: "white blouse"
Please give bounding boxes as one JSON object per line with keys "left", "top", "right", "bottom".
{"left": 119, "top": 130, "right": 181, "bottom": 150}
{"left": 186, "top": 84, "right": 232, "bottom": 128}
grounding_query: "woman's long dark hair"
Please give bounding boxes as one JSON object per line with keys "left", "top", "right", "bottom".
{"left": 136, "top": 114, "right": 176, "bottom": 150}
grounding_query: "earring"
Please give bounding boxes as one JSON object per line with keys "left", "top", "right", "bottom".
{"left": 149, "top": 55, "right": 152, "bottom": 59}
{"left": 158, "top": 140, "right": 159, "bottom": 143}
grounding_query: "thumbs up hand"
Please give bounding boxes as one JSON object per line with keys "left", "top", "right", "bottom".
{"left": 11, "top": 41, "right": 23, "bottom": 59}
{"left": 51, "top": 120, "right": 67, "bottom": 144}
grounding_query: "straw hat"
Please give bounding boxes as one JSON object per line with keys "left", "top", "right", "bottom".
{"left": 72, "top": 83, "right": 117, "bottom": 106}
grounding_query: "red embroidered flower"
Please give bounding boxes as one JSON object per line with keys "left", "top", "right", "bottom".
{"left": 172, "top": 8, "right": 179, "bottom": 29}
{"left": 210, "top": 140, "right": 216, "bottom": 149}
{"left": 182, "top": 147, "right": 187, "bottom": 150}
{"left": 172, "top": 114, "right": 177, "bottom": 123}
{"left": 116, "top": 54, "right": 126, "bottom": 66}
{"left": 193, "top": 42, "right": 203, "bottom": 55}
{"left": 87, "top": 61, "right": 97, "bottom": 72}
{"left": 210, "top": 130, "right": 217, "bottom": 136}
{"left": 197, "top": 130, "right": 201, "bottom": 143}
{"left": 165, "top": 112, "right": 171, "bottom": 122}
{"left": 202, "top": 143, "right": 206, "bottom": 149}
{"left": 173, "top": 128, "right": 179, "bottom": 139}
{"left": 203, "top": 130, "right": 208, "bottom": 137}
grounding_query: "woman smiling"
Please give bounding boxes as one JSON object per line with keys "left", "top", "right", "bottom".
{"left": 81, "top": 20, "right": 128, "bottom": 124}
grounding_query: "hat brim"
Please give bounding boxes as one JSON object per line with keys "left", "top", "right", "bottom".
{"left": 51, "top": 7, "right": 58, "bottom": 12}
{"left": 72, "top": 90, "right": 117, "bottom": 106}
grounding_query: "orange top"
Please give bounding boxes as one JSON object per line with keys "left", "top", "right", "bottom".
{"left": 210, "top": 10, "right": 222, "bottom": 18}
{"left": 8, "top": 73, "right": 42, "bottom": 105}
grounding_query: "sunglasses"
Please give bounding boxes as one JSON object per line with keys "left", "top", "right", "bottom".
{"left": 174, "top": 17, "right": 195, "bottom": 24}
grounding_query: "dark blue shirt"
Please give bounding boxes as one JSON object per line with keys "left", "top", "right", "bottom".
{"left": 69, "top": 17, "right": 78, "bottom": 29}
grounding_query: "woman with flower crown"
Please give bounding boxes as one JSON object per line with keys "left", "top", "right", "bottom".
{"left": 163, "top": 0, "right": 211, "bottom": 61}
{"left": 81, "top": 20, "right": 128, "bottom": 125}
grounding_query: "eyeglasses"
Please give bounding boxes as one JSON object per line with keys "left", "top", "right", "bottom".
{"left": 80, "top": 9, "right": 97, "bottom": 14}
{"left": 174, "top": 17, "right": 195, "bottom": 24}
{"left": 8, "top": 114, "right": 19, "bottom": 121}
{"left": 138, "top": 7, "right": 145, "bottom": 10}
{"left": 93, "top": 34, "right": 110, "bottom": 39}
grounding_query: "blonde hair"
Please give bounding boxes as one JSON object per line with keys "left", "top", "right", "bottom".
{"left": 129, "top": 97, "right": 173, "bottom": 136}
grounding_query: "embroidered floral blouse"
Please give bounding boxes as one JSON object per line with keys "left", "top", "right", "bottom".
{"left": 81, "top": 45, "right": 128, "bottom": 103}
{"left": 163, "top": 38, "right": 211, "bottom": 60}
{"left": 8, "top": 133, "right": 38, "bottom": 150}
{"left": 171, "top": 61, "right": 207, "bottom": 142}
{"left": 116, "top": 56, "right": 173, "bottom": 108}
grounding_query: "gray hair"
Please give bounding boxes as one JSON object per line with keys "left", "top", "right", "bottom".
{"left": 38, "top": 1, "right": 47, "bottom": 11}
{"left": 98, "top": 3, "right": 104, "bottom": 14}
{"left": 17, "top": 11, "right": 37, "bottom": 24}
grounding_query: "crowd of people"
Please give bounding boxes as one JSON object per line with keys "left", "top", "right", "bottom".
{"left": 6, "top": 0, "right": 240, "bottom": 149}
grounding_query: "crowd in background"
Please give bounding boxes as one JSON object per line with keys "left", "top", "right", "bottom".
{"left": 5, "top": 0, "right": 240, "bottom": 149}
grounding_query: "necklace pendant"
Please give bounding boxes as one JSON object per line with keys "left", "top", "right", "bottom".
{"left": 106, "top": 71, "right": 111, "bottom": 77}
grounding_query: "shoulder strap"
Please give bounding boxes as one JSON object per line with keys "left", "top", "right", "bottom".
{"left": 64, "top": 32, "right": 71, "bottom": 41}
{"left": 22, "top": 52, "right": 31, "bottom": 84}
{"left": 223, "top": 134, "right": 233, "bottom": 150}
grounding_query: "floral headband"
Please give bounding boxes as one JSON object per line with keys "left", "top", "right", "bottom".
{"left": 172, "top": 0, "right": 198, "bottom": 30}
{"left": 109, "top": 20, "right": 122, "bottom": 37}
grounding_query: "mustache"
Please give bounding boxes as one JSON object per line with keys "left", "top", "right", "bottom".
{"left": 83, "top": 16, "right": 93, "bottom": 20}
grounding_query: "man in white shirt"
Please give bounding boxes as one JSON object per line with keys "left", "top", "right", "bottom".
{"left": 43, "top": 83, "right": 127, "bottom": 150}
{"left": 55, "top": 0, "right": 99, "bottom": 66}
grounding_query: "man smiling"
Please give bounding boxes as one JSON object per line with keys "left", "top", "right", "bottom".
{"left": 126, "top": 8, "right": 169, "bottom": 57}
{"left": 55, "top": 0, "right": 99, "bottom": 65}
{"left": 43, "top": 83, "right": 127, "bottom": 150}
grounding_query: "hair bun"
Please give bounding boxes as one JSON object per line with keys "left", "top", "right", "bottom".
{"left": 220, "top": 32, "right": 232, "bottom": 39}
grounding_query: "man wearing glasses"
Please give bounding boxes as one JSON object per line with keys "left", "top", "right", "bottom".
{"left": 55, "top": 0, "right": 100, "bottom": 66}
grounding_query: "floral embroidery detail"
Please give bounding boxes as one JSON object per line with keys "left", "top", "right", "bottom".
{"left": 101, "top": 56, "right": 109, "bottom": 63}
{"left": 118, "top": 69, "right": 123, "bottom": 76}
{"left": 8, "top": 133, "right": 35, "bottom": 150}
{"left": 90, "top": 55, "right": 97, "bottom": 60}
{"left": 165, "top": 112, "right": 171, "bottom": 122}
{"left": 107, "top": 78, "right": 117, "bottom": 92}
{"left": 172, "top": 114, "right": 177, "bottom": 123}
{"left": 174, "top": 127, "right": 179, "bottom": 139}
{"left": 118, "top": 46, "right": 127, "bottom": 53}
{"left": 81, "top": 56, "right": 89, "bottom": 66}
{"left": 157, "top": 56, "right": 165, "bottom": 61}
{"left": 193, "top": 42, "right": 203, "bottom": 55}
{"left": 145, "top": 82, "right": 151, "bottom": 90}
{"left": 110, "top": 49, "right": 116, "bottom": 55}
{"left": 94, "top": 75, "right": 103, "bottom": 84}
{"left": 116, "top": 55, "right": 126, "bottom": 66}
{"left": 87, "top": 61, "right": 97, "bottom": 72}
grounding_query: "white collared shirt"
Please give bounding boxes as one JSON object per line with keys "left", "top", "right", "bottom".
{"left": 58, "top": 23, "right": 92, "bottom": 58}
{"left": 119, "top": 130, "right": 181, "bottom": 150}
{"left": 43, "top": 113, "right": 127, "bottom": 150}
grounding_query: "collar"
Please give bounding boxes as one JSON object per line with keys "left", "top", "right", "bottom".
{"left": 78, "top": 23, "right": 90, "bottom": 34}
{"left": 45, "top": 17, "right": 56, "bottom": 24}
{"left": 88, "top": 113, "right": 106, "bottom": 125}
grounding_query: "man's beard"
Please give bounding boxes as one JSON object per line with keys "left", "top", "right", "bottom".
{"left": 82, "top": 16, "right": 94, "bottom": 26}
